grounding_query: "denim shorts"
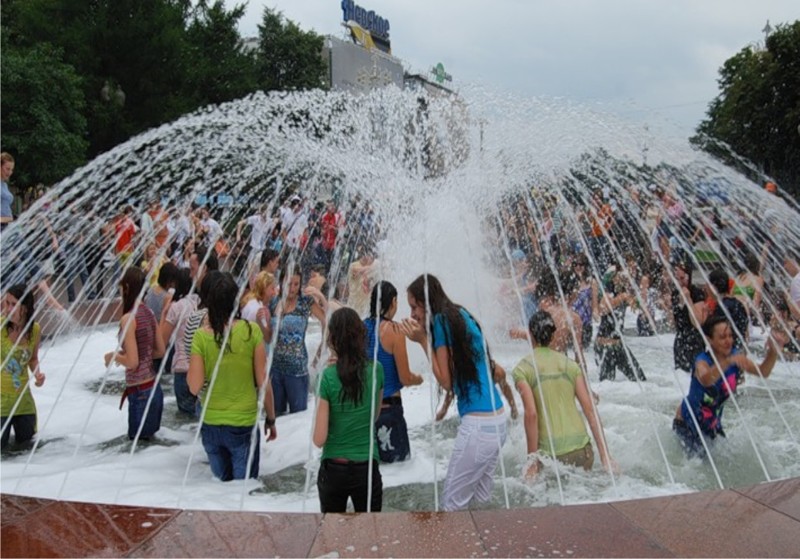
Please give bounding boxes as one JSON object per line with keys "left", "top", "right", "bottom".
{"left": 375, "top": 398, "right": 411, "bottom": 463}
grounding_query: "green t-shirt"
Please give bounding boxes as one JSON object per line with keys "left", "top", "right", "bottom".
{"left": 512, "top": 347, "right": 590, "bottom": 457}
{"left": 191, "top": 320, "right": 263, "bottom": 427}
{"left": 319, "top": 361, "right": 384, "bottom": 462}
{"left": 1, "top": 320, "right": 41, "bottom": 418}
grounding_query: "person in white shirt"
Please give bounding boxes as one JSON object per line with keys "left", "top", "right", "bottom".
{"left": 283, "top": 198, "right": 308, "bottom": 250}
{"left": 236, "top": 206, "right": 274, "bottom": 279}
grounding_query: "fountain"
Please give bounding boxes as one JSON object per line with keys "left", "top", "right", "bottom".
{"left": 1, "top": 86, "right": 799, "bottom": 527}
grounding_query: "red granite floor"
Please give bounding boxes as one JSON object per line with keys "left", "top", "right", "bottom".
{"left": 2, "top": 478, "right": 798, "bottom": 558}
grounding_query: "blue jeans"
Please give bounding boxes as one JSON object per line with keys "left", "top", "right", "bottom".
{"left": 271, "top": 373, "right": 308, "bottom": 416}
{"left": 173, "top": 372, "right": 198, "bottom": 416}
{"left": 200, "top": 423, "right": 260, "bottom": 481}
{"left": 375, "top": 399, "right": 411, "bottom": 463}
{"left": 127, "top": 384, "right": 163, "bottom": 440}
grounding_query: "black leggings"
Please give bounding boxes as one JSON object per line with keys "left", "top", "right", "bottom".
{"left": 597, "top": 342, "right": 646, "bottom": 382}
{"left": 1, "top": 414, "right": 37, "bottom": 449}
{"left": 317, "top": 459, "right": 382, "bottom": 513}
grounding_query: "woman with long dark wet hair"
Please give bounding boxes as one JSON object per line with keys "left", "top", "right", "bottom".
{"left": 313, "top": 307, "right": 384, "bottom": 512}
{"left": 188, "top": 273, "right": 277, "bottom": 481}
{"left": 104, "top": 267, "right": 166, "bottom": 440}
{"left": 365, "top": 281, "right": 423, "bottom": 463}
{"left": 1, "top": 284, "right": 45, "bottom": 449}
{"left": 401, "top": 274, "right": 506, "bottom": 512}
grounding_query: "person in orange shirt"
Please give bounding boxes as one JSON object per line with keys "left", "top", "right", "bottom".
{"left": 114, "top": 205, "right": 138, "bottom": 264}
{"left": 148, "top": 199, "right": 169, "bottom": 248}
{"left": 586, "top": 190, "right": 614, "bottom": 272}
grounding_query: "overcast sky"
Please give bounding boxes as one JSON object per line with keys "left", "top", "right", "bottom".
{"left": 228, "top": 0, "right": 798, "bottom": 136}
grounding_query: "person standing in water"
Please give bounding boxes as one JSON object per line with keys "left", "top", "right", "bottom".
{"left": 365, "top": 281, "right": 423, "bottom": 463}
{"left": 673, "top": 314, "right": 787, "bottom": 457}
{"left": 402, "top": 274, "right": 507, "bottom": 512}
{"left": 314, "top": 307, "right": 384, "bottom": 512}
{"left": 1, "top": 284, "right": 46, "bottom": 449}
{"left": 513, "top": 311, "right": 616, "bottom": 478}
{"left": 104, "top": 268, "right": 166, "bottom": 441}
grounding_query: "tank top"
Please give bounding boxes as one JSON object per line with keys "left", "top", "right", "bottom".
{"left": 364, "top": 317, "right": 401, "bottom": 398}
{"left": 124, "top": 304, "right": 156, "bottom": 386}
{"left": 573, "top": 286, "right": 592, "bottom": 325}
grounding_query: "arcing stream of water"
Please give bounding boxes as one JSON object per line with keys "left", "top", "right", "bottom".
{"left": 1, "top": 87, "right": 799, "bottom": 512}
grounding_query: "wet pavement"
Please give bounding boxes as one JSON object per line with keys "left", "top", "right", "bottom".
{"left": 2, "top": 478, "right": 798, "bottom": 557}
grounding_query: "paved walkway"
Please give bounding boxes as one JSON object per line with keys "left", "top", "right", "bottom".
{"left": 2, "top": 478, "right": 798, "bottom": 557}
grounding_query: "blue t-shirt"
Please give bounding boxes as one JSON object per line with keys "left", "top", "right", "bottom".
{"left": 364, "top": 317, "right": 401, "bottom": 397}
{"left": 681, "top": 349, "right": 741, "bottom": 437}
{"left": 431, "top": 308, "right": 502, "bottom": 416}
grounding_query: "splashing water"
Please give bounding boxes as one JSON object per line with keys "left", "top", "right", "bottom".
{"left": 1, "top": 86, "right": 799, "bottom": 513}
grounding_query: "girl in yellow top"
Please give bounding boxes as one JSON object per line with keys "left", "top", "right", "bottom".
{"left": 512, "top": 310, "right": 617, "bottom": 479}
{"left": 1, "top": 284, "right": 45, "bottom": 449}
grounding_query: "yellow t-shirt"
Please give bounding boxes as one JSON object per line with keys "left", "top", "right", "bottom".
{"left": 512, "top": 347, "right": 590, "bottom": 457}
{"left": 1, "top": 320, "right": 41, "bottom": 418}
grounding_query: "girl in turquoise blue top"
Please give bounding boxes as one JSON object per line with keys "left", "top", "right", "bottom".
{"left": 402, "top": 274, "right": 507, "bottom": 512}
{"left": 314, "top": 307, "right": 384, "bottom": 513}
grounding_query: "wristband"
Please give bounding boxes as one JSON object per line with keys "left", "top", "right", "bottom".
{"left": 265, "top": 417, "right": 276, "bottom": 428}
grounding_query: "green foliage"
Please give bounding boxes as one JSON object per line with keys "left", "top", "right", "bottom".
{"left": 185, "top": 1, "right": 257, "bottom": 107}
{"left": 255, "top": 8, "right": 328, "bottom": 92}
{"left": 0, "top": 35, "right": 88, "bottom": 186}
{"left": 693, "top": 21, "right": 800, "bottom": 198}
{"left": 1, "top": 0, "right": 330, "bottom": 187}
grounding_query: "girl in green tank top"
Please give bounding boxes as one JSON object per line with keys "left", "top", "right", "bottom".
{"left": 512, "top": 311, "right": 617, "bottom": 479}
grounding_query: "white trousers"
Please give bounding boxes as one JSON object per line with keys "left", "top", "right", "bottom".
{"left": 442, "top": 412, "right": 507, "bottom": 512}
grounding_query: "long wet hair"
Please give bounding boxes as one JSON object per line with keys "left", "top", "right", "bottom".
{"left": 327, "top": 307, "right": 368, "bottom": 405}
{"left": 198, "top": 270, "right": 223, "bottom": 310}
{"left": 368, "top": 280, "right": 397, "bottom": 320}
{"left": 4, "top": 284, "right": 34, "bottom": 341}
{"left": 120, "top": 267, "right": 146, "bottom": 314}
{"left": 407, "top": 274, "right": 480, "bottom": 402}
{"left": 206, "top": 273, "right": 250, "bottom": 351}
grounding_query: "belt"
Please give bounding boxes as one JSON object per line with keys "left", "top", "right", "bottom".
{"left": 119, "top": 378, "right": 156, "bottom": 409}
{"left": 382, "top": 396, "right": 402, "bottom": 406}
{"left": 327, "top": 458, "right": 370, "bottom": 465}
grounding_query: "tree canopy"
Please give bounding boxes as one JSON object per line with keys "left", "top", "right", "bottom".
{"left": 0, "top": 0, "right": 328, "bottom": 188}
{"left": 693, "top": 20, "right": 800, "bottom": 199}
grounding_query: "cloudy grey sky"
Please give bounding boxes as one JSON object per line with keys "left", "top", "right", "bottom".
{"left": 229, "top": 0, "right": 798, "bottom": 136}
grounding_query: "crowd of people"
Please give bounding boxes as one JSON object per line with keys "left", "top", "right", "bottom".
{"left": 2, "top": 150, "right": 800, "bottom": 512}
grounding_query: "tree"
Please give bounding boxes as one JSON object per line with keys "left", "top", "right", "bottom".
{"left": 7, "top": 0, "right": 194, "bottom": 155}
{"left": 255, "top": 8, "right": 328, "bottom": 92}
{"left": 184, "top": 1, "right": 257, "bottom": 107}
{"left": 692, "top": 21, "right": 800, "bottom": 198}
{"left": 0, "top": 36, "right": 88, "bottom": 187}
